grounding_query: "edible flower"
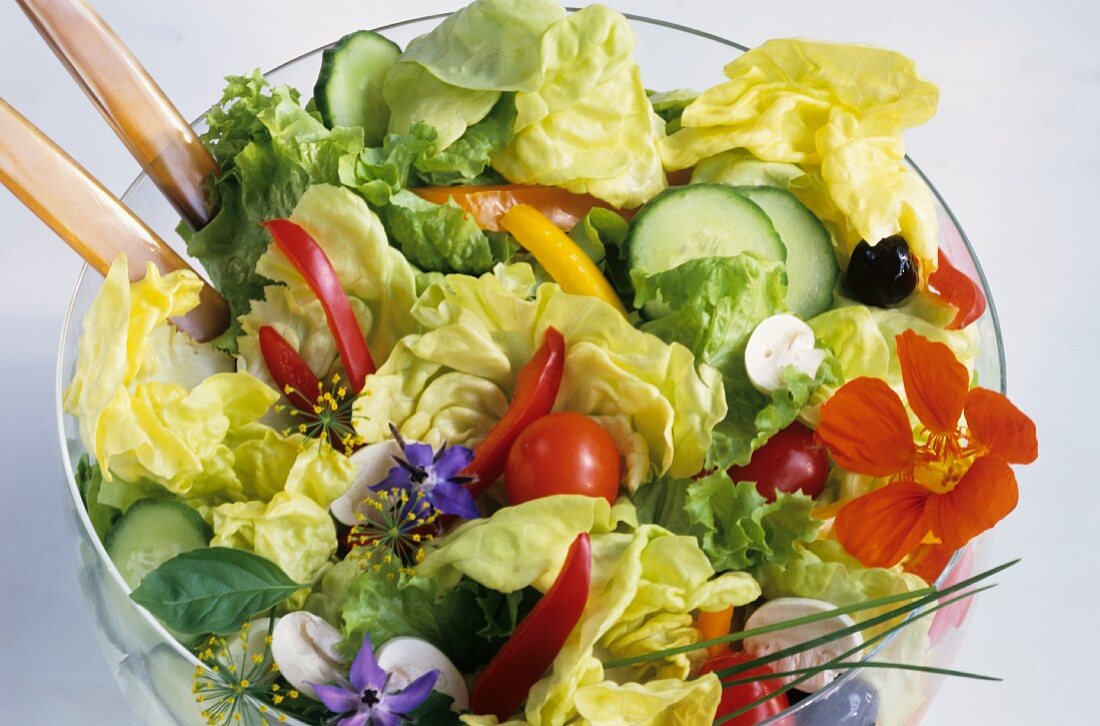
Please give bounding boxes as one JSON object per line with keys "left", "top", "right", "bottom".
{"left": 348, "top": 487, "right": 441, "bottom": 576}
{"left": 815, "top": 330, "right": 1037, "bottom": 568}
{"left": 372, "top": 426, "right": 479, "bottom": 519}
{"left": 193, "top": 619, "right": 287, "bottom": 725}
{"left": 312, "top": 636, "right": 438, "bottom": 726}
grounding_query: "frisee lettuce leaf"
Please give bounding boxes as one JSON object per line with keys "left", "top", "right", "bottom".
{"left": 635, "top": 472, "right": 820, "bottom": 573}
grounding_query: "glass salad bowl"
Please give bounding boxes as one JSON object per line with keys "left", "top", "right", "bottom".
{"left": 54, "top": 11, "right": 1006, "bottom": 726}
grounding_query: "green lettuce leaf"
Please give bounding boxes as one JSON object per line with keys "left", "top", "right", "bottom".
{"left": 75, "top": 455, "right": 120, "bottom": 540}
{"left": 635, "top": 254, "right": 825, "bottom": 468}
{"left": 340, "top": 570, "right": 534, "bottom": 673}
{"left": 412, "top": 93, "right": 515, "bottom": 185}
{"left": 383, "top": 61, "right": 501, "bottom": 151}
{"left": 648, "top": 88, "right": 698, "bottom": 134}
{"left": 567, "top": 207, "right": 633, "bottom": 304}
{"left": 383, "top": 190, "right": 517, "bottom": 274}
{"left": 636, "top": 472, "right": 820, "bottom": 572}
{"left": 397, "top": 0, "right": 564, "bottom": 93}
{"left": 183, "top": 72, "right": 365, "bottom": 347}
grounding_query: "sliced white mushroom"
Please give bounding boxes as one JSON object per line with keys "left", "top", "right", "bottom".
{"left": 743, "top": 597, "right": 864, "bottom": 692}
{"left": 376, "top": 636, "right": 468, "bottom": 712}
{"left": 330, "top": 438, "right": 404, "bottom": 526}
{"left": 744, "top": 314, "right": 826, "bottom": 394}
{"left": 271, "top": 612, "right": 348, "bottom": 700}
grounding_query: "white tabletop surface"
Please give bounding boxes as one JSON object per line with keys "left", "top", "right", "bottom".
{"left": 1, "top": 1, "right": 1096, "bottom": 724}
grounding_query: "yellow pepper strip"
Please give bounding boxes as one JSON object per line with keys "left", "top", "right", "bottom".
{"left": 500, "top": 203, "right": 628, "bottom": 316}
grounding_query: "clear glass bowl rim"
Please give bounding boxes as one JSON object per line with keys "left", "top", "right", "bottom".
{"left": 52, "top": 9, "right": 1007, "bottom": 724}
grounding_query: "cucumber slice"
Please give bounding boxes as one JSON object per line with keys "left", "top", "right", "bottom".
{"left": 105, "top": 500, "right": 211, "bottom": 589}
{"left": 733, "top": 186, "right": 839, "bottom": 318}
{"left": 314, "top": 30, "right": 401, "bottom": 144}
{"left": 626, "top": 184, "right": 785, "bottom": 279}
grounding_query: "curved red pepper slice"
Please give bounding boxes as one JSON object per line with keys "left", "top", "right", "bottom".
{"left": 470, "top": 532, "right": 591, "bottom": 721}
{"left": 929, "top": 249, "right": 987, "bottom": 329}
{"left": 463, "top": 327, "right": 566, "bottom": 498}
{"left": 262, "top": 219, "right": 376, "bottom": 393}
{"left": 258, "top": 326, "right": 321, "bottom": 412}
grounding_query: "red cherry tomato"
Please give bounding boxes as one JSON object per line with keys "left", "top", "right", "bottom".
{"left": 504, "top": 412, "right": 621, "bottom": 505}
{"left": 700, "top": 651, "right": 792, "bottom": 726}
{"left": 728, "top": 422, "right": 829, "bottom": 502}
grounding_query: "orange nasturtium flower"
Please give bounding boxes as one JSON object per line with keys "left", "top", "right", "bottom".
{"left": 815, "top": 330, "right": 1037, "bottom": 569}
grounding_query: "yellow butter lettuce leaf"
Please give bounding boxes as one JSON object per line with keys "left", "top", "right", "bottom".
{"left": 427, "top": 497, "right": 758, "bottom": 725}
{"left": 662, "top": 39, "right": 940, "bottom": 272}
{"left": 492, "top": 5, "right": 666, "bottom": 208}
{"left": 210, "top": 491, "right": 336, "bottom": 584}
{"left": 417, "top": 495, "right": 624, "bottom": 592}
{"left": 239, "top": 184, "right": 419, "bottom": 381}
{"left": 572, "top": 676, "right": 722, "bottom": 725}
{"left": 353, "top": 263, "right": 726, "bottom": 491}
{"left": 63, "top": 257, "right": 279, "bottom": 494}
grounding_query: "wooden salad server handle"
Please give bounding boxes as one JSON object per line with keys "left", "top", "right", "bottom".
{"left": 16, "top": 0, "right": 220, "bottom": 230}
{"left": 0, "top": 97, "right": 229, "bottom": 342}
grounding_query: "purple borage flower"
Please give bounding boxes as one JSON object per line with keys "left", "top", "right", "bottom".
{"left": 312, "top": 636, "right": 439, "bottom": 726}
{"left": 372, "top": 425, "right": 480, "bottom": 520}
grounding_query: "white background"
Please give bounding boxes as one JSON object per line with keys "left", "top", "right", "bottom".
{"left": 0, "top": 1, "right": 1096, "bottom": 723}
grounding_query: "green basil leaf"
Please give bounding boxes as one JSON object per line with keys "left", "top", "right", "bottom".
{"left": 130, "top": 547, "right": 302, "bottom": 635}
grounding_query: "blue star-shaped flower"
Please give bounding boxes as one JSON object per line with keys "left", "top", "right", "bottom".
{"left": 372, "top": 426, "right": 480, "bottom": 520}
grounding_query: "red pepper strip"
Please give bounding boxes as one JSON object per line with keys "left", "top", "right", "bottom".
{"left": 462, "top": 327, "right": 566, "bottom": 498}
{"left": 470, "top": 532, "right": 592, "bottom": 721}
{"left": 928, "top": 249, "right": 987, "bottom": 329}
{"left": 411, "top": 183, "right": 631, "bottom": 231}
{"left": 258, "top": 326, "right": 321, "bottom": 412}
{"left": 262, "top": 219, "right": 376, "bottom": 393}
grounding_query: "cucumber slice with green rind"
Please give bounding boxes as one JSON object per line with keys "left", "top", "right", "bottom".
{"left": 105, "top": 499, "right": 211, "bottom": 589}
{"left": 626, "top": 184, "right": 786, "bottom": 281}
{"left": 732, "top": 186, "right": 839, "bottom": 318}
{"left": 314, "top": 30, "right": 401, "bottom": 145}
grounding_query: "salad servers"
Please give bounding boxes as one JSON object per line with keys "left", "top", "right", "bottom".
{"left": 16, "top": 0, "right": 219, "bottom": 230}
{"left": 0, "top": 96, "right": 228, "bottom": 341}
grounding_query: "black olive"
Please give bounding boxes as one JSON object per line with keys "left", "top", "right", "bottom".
{"left": 845, "top": 235, "right": 918, "bottom": 307}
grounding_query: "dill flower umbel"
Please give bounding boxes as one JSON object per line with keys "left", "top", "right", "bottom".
{"left": 193, "top": 618, "right": 293, "bottom": 725}
{"left": 278, "top": 372, "right": 363, "bottom": 454}
{"left": 347, "top": 487, "right": 440, "bottom": 577}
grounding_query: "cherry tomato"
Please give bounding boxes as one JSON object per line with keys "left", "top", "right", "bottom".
{"left": 700, "top": 651, "right": 792, "bottom": 726}
{"left": 505, "top": 412, "right": 621, "bottom": 505}
{"left": 728, "top": 422, "right": 829, "bottom": 502}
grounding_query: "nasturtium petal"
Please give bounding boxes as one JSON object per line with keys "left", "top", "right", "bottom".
{"left": 926, "top": 456, "right": 1018, "bottom": 549}
{"left": 963, "top": 388, "right": 1038, "bottom": 464}
{"left": 896, "top": 329, "right": 968, "bottom": 433}
{"left": 834, "top": 481, "right": 932, "bottom": 568}
{"left": 816, "top": 377, "right": 917, "bottom": 476}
